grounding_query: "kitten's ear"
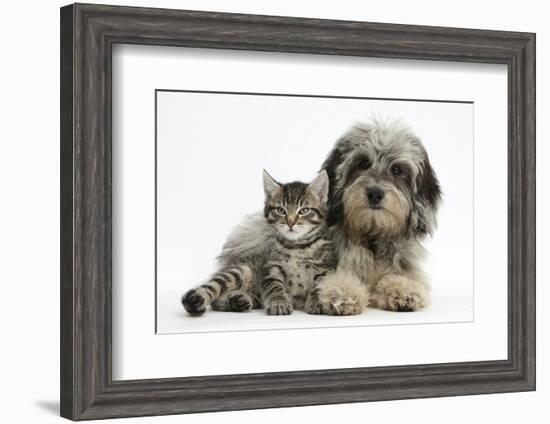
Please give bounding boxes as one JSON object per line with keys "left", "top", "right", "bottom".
{"left": 262, "top": 169, "right": 281, "bottom": 199}
{"left": 309, "top": 170, "right": 329, "bottom": 204}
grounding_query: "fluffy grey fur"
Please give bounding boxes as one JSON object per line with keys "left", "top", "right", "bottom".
{"left": 319, "top": 118, "right": 442, "bottom": 313}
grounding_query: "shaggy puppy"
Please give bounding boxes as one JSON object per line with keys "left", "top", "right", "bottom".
{"left": 317, "top": 119, "right": 442, "bottom": 314}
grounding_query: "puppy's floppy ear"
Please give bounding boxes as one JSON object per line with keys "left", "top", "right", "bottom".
{"left": 321, "top": 147, "right": 344, "bottom": 226}
{"left": 417, "top": 156, "right": 441, "bottom": 210}
{"left": 409, "top": 154, "right": 442, "bottom": 238}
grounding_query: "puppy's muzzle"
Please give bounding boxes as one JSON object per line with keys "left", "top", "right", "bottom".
{"left": 367, "top": 186, "right": 385, "bottom": 208}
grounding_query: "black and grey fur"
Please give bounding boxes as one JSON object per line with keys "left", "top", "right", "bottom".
{"left": 181, "top": 171, "right": 337, "bottom": 316}
{"left": 318, "top": 118, "right": 442, "bottom": 314}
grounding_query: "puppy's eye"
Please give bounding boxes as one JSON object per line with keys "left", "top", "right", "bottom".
{"left": 391, "top": 165, "right": 403, "bottom": 176}
{"left": 298, "top": 208, "right": 310, "bottom": 216}
{"left": 275, "top": 207, "right": 286, "bottom": 216}
{"left": 358, "top": 159, "right": 370, "bottom": 170}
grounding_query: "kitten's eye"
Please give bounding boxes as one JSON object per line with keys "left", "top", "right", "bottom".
{"left": 298, "top": 208, "right": 310, "bottom": 216}
{"left": 390, "top": 164, "right": 403, "bottom": 176}
{"left": 358, "top": 159, "right": 370, "bottom": 170}
{"left": 275, "top": 207, "right": 286, "bottom": 216}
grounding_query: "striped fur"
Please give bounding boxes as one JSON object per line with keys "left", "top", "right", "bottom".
{"left": 260, "top": 171, "right": 336, "bottom": 315}
{"left": 261, "top": 231, "right": 335, "bottom": 315}
{"left": 182, "top": 263, "right": 257, "bottom": 315}
{"left": 211, "top": 290, "right": 262, "bottom": 312}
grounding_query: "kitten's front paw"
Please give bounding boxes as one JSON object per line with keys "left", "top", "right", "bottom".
{"left": 304, "top": 291, "right": 323, "bottom": 315}
{"left": 182, "top": 289, "right": 208, "bottom": 316}
{"left": 304, "top": 301, "right": 324, "bottom": 315}
{"left": 265, "top": 298, "right": 293, "bottom": 315}
{"left": 227, "top": 292, "right": 253, "bottom": 312}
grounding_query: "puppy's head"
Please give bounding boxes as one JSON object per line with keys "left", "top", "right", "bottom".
{"left": 322, "top": 119, "right": 441, "bottom": 242}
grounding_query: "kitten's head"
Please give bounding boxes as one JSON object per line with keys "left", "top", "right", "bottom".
{"left": 263, "top": 170, "right": 329, "bottom": 241}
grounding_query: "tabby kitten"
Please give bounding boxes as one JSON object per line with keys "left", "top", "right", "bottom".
{"left": 260, "top": 170, "right": 336, "bottom": 315}
{"left": 181, "top": 171, "right": 335, "bottom": 316}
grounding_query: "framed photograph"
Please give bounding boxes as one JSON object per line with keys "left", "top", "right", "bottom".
{"left": 60, "top": 3, "right": 535, "bottom": 420}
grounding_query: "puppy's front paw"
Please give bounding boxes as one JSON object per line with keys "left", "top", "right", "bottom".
{"left": 372, "top": 275, "right": 429, "bottom": 312}
{"left": 314, "top": 271, "right": 368, "bottom": 316}
{"left": 325, "top": 298, "right": 364, "bottom": 316}
{"left": 182, "top": 289, "right": 208, "bottom": 316}
{"left": 265, "top": 298, "right": 293, "bottom": 315}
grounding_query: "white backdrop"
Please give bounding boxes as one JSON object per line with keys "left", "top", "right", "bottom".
{"left": 156, "top": 91, "right": 475, "bottom": 333}
{"left": 113, "top": 44, "right": 507, "bottom": 380}
{"left": 1, "top": 1, "right": 546, "bottom": 424}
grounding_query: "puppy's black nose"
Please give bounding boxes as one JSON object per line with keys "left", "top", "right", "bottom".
{"left": 367, "top": 187, "right": 385, "bottom": 206}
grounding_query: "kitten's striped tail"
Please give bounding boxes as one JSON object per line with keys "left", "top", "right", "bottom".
{"left": 181, "top": 264, "right": 254, "bottom": 316}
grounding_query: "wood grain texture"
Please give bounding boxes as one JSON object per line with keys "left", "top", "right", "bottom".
{"left": 60, "top": 2, "right": 536, "bottom": 420}
{"left": 60, "top": 4, "right": 75, "bottom": 419}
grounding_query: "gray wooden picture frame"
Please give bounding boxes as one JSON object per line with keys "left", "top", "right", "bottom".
{"left": 60, "top": 3, "right": 536, "bottom": 421}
